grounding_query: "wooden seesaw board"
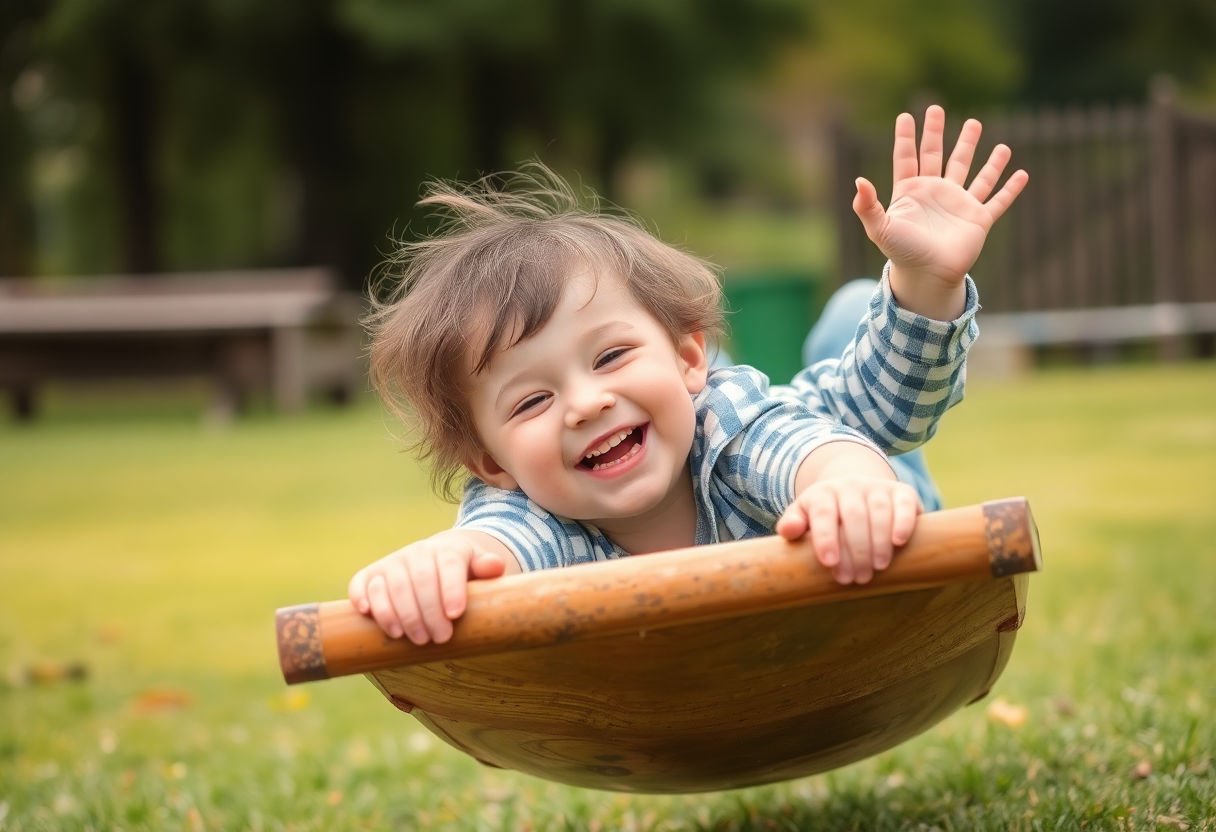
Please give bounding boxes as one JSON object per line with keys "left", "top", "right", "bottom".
{"left": 276, "top": 498, "right": 1040, "bottom": 793}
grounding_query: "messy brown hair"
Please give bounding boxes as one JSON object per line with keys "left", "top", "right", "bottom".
{"left": 365, "top": 165, "right": 725, "bottom": 500}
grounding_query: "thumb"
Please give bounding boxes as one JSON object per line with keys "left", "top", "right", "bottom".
{"left": 851, "top": 177, "right": 887, "bottom": 242}
{"left": 774, "top": 502, "right": 809, "bottom": 541}
{"left": 468, "top": 551, "right": 507, "bottom": 580}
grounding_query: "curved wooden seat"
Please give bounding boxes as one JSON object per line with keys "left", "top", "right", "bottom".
{"left": 275, "top": 498, "right": 1040, "bottom": 793}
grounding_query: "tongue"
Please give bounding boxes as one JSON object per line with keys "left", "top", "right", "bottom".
{"left": 588, "top": 430, "right": 639, "bottom": 466}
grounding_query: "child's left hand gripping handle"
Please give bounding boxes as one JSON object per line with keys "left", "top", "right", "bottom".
{"left": 275, "top": 598, "right": 471, "bottom": 683}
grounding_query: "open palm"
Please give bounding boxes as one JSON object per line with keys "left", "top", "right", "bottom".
{"left": 853, "top": 106, "right": 1028, "bottom": 286}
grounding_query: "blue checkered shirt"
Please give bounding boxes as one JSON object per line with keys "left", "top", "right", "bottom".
{"left": 457, "top": 272, "right": 978, "bottom": 571}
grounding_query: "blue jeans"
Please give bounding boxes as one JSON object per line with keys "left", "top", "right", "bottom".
{"left": 710, "top": 279, "right": 943, "bottom": 511}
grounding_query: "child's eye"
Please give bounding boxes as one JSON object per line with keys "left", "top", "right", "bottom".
{"left": 511, "top": 394, "right": 548, "bottom": 418}
{"left": 594, "top": 347, "right": 630, "bottom": 369}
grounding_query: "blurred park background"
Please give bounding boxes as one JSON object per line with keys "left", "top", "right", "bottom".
{"left": 3, "top": 0, "right": 1216, "bottom": 405}
{"left": 2, "top": 1, "right": 1215, "bottom": 830}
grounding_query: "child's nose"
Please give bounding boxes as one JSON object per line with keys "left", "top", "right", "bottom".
{"left": 564, "top": 384, "right": 616, "bottom": 428}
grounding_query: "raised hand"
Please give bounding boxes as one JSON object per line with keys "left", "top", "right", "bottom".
{"left": 852, "top": 105, "right": 1028, "bottom": 319}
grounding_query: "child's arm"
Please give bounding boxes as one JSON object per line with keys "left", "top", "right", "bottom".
{"left": 348, "top": 529, "right": 520, "bottom": 644}
{"left": 788, "top": 106, "right": 1027, "bottom": 455}
{"left": 854, "top": 105, "right": 1028, "bottom": 319}
{"left": 775, "top": 440, "right": 920, "bottom": 586}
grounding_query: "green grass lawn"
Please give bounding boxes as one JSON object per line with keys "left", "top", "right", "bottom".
{"left": 2, "top": 362, "right": 1214, "bottom": 831}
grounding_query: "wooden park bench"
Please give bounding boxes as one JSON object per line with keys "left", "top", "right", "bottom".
{"left": 0, "top": 268, "right": 363, "bottom": 420}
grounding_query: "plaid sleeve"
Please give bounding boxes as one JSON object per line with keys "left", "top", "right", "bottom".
{"left": 455, "top": 479, "right": 609, "bottom": 571}
{"left": 787, "top": 264, "right": 979, "bottom": 454}
{"left": 718, "top": 406, "right": 886, "bottom": 532}
{"left": 698, "top": 366, "right": 889, "bottom": 537}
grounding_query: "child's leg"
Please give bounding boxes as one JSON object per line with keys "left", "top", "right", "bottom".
{"left": 802, "top": 279, "right": 944, "bottom": 511}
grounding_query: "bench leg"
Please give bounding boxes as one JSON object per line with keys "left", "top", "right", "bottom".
{"left": 10, "top": 386, "right": 36, "bottom": 422}
{"left": 272, "top": 327, "right": 307, "bottom": 412}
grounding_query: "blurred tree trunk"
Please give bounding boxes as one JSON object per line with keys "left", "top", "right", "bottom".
{"left": 288, "top": 95, "right": 346, "bottom": 273}
{"left": 0, "top": 104, "right": 35, "bottom": 277}
{"left": 110, "top": 48, "right": 160, "bottom": 275}
{"left": 1, "top": 5, "right": 43, "bottom": 277}
{"left": 470, "top": 54, "right": 509, "bottom": 176}
{"left": 268, "top": 26, "right": 357, "bottom": 287}
{"left": 595, "top": 116, "right": 627, "bottom": 202}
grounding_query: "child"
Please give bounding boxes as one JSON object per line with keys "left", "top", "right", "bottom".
{"left": 350, "top": 105, "right": 1027, "bottom": 646}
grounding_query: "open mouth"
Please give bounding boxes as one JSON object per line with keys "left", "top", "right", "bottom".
{"left": 578, "top": 425, "right": 646, "bottom": 471}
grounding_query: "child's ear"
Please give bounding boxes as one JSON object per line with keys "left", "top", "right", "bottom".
{"left": 465, "top": 449, "right": 519, "bottom": 492}
{"left": 677, "top": 331, "right": 709, "bottom": 394}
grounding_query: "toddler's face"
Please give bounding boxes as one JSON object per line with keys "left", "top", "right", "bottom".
{"left": 464, "top": 267, "right": 708, "bottom": 527}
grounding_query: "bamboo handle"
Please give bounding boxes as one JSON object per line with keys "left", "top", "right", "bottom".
{"left": 276, "top": 497, "right": 1040, "bottom": 684}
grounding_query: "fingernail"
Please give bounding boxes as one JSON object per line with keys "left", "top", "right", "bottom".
{"left": 389, "top": 625, "right": 402, "bottom": 639}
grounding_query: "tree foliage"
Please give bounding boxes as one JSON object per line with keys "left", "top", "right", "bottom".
{"left": 1009, "top": 0, "right": 1216, "bottom": 104}
{"left": 4, "top": 0, "right": 808, "bottom": 282}
{"left": 2, "top": 0, "right": 1213, "bottom": 283}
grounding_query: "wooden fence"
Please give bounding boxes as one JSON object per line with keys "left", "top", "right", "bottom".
{"left": 831, "top": 81, "right": 1216, "bottom": 316}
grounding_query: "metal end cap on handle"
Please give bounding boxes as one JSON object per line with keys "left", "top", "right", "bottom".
{"left": 276, "top": 603, "right": 330, "bottom": 684}
{"left": 982, "top": 497, "right": 1043, "bottom": 578}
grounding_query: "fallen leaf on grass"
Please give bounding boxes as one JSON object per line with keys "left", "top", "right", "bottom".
{"left": 133, "top": 688, "right": 193, "bottom": 714}
{"left": 985, "top": 697, "right": 1028, "bottom": 728}
{"left": 24, "top": 660, "right": 89, "bottom": 686}
{"left": 1155, "top": 815, "right": 1189, "bottom": 830}
{"left": 1131, "top": 760, "right": 1152, "bottom": 780}
{"left": 1052, "top": 696, "right": 1076, "bottom": 717}
{"left": 96, "top": 623, "right": 125, "bottom": 645}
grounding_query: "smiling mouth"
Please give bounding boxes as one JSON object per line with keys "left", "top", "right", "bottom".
{"left": 578, "top": 425, "right": 646, "bottom": 471}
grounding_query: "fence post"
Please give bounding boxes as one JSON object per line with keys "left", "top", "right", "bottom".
{"left": 830, "top": 119, "right": 864, "bottom": 288}
{"left": 1149, "top": 77, "right": 1181, "bottom": 303}
{"left": 1148, "top": 76, "right": 1184, "bottom": 358}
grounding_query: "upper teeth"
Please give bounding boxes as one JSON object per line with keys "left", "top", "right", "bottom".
{"left": 584, "top": 429, "right": 633, "bottom": 459}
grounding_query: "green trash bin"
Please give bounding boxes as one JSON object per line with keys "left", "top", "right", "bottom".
{"left": 723, "top": 269, "right": 823, "bottom": 384}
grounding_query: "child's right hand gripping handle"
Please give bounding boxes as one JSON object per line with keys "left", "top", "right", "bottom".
{"left": 276, "top": 497, "right": 1041, "bottom": 684}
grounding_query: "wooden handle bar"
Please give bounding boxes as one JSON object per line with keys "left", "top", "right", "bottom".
{"left": 276, "top": 497, "right": 1040, "bottom": 684}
